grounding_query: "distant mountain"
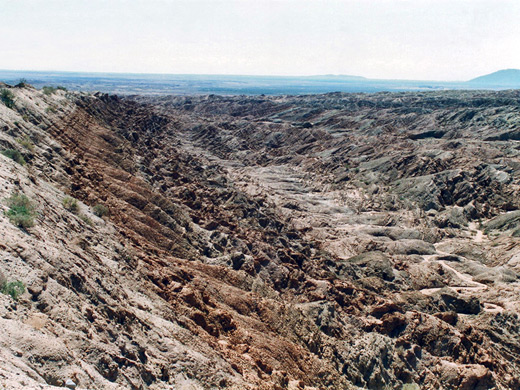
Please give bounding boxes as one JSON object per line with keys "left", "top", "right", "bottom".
{"left": 468, "top": 69, "right": 520, "bottom": 86}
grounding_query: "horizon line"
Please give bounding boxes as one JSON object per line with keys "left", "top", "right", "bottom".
{"left": 0, "top": 68, "right": 477, "bottom": 83}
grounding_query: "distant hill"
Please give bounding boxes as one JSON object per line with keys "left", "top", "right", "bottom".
{"left": 468, "top": 69, "right": 520, "bottom": 86}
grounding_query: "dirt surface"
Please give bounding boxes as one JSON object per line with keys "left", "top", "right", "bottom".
{"left": 2, "top": 85, "right": 520, "bottom": 389}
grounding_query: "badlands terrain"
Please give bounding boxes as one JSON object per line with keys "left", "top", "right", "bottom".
{"left": 1, "top": 84, "right": 520, "bottom": 389}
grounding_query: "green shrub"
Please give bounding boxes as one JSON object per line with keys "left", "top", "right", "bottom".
{"left": 62, "top": 196, "right": 80, "bottom": 214}
{"left": 1, "top": 280, "right": 25, "bottom": 301}
{"left": 1, "top": 149, "right": 26, "bottom": 165}
{"left": 93, "top": 203, "right": 108, "bottom": 217}
{"left": 5, "top": 192, "right": 36, "bottom": 228}
{"left": 15, "top": 78, "right": 28, "bottom": 88}
{"left": 56, "top": 86, "right": 67, "bottom": 91}
{"left": 16, "top": 135, "right": 35, "bottom": 152}
{"left": 1, "top": 89, "right": 15, "bottom": 108}
{"left": 79, "top": 213, "right": 93, "bottom": 225}
{"left": 42, "top": 86, "right": 57, "bottom": 96}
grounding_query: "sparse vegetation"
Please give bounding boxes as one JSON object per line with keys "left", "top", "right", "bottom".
{"left": 5, "top": 192, "right": 36, "bottom": 228}
{"left": 1, "top": 280, "right": 25, "bottom": 301}
{"left": 79, "top": 213, "right": 93, "bottom": 225}
{"left": 42, "top": 85, "right": 66, "bottom": 94}
{"left": 42, "top": 86, "right": 57, "bottom": 96}
{"left": 1, "top": 88, "right": 15, "bottom": 108}
{"left": 93, "top": 203, "right": 108, "bottom": 217}
{"left": 16, "top": 135, "right": 35, "bottom": 152}
{"left": 15, "top": 78, "right": 28, "bottom": 88}
{"left": 62, "top": 196, "right": 80, "bottom": 214}
{"left": 1, "top": 149, "right": 26, "bottom": 165}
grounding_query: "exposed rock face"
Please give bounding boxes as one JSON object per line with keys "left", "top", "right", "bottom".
{"left": 1, "top": 87, "right": 520, "bottom": 389}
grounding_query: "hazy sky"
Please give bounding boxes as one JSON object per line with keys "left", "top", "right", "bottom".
{"left": 1, "top": 0, "right": 519, "bottom": 80}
